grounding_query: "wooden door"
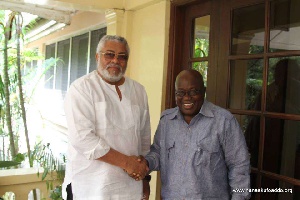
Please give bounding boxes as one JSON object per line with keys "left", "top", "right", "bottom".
{"left": 167, "top": 0, "right": 300, "bottom": 199}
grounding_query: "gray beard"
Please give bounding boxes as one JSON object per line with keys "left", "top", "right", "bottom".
{"left": 98, "top": 64, "right": 125, "bottom": 82}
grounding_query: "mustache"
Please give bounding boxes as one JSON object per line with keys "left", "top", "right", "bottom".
{"left": 106, "top": 63, "right": 122, "bottom": 70}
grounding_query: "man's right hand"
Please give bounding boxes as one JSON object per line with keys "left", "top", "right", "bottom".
{"left": 124, "top": 155, "right": 149, "bottom": 180}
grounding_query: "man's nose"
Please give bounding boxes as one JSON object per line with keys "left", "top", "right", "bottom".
{"left": 111, "top": 55, "right": 119, "bottom": 63}
{"left": 182, "top": 93, "right": 192, "bottom": 99}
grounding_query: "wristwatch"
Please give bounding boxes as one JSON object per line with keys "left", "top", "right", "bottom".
{"left": 144, "top": 175, "right": 151, "bottom": 182}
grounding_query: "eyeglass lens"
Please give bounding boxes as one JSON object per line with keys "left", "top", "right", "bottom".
{"left": 102, "top": 52, "right": 128, "bottom": 62}
{"left": 175, "top": 90, "right": 200, "bottom": 97}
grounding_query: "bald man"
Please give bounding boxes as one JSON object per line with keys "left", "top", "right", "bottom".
{"left": 145, "top": 69, "right": 251, "bottom": 200}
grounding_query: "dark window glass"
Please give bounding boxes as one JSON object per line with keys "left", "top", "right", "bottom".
{"left": 89, "top": 27, "right": 107, "bottom": 72}
{"left": 269, "top": 0, "right": 300, "bottom": 52}
{"left": 267, "top": 57, "right": 300, "bottom": 115}
{"left": 55, "top": 39, "right": 70, "bottom": 91}
{"left": 263, "top": 118, "right": 300, "bottom": 180}
{"left": 231, "top": 4, "right": 265, "bottom": 55}
{"left": 229, "top": 59, "right": 264, "bottom": 110}
{"left": 234, "top": 114, "right": 260, "bottom": 168}
{"left": 261, "top": 176, "right": 298, "bottom": 200}
{"left": 70, "top": 33, "right": 89, "bottom": 84}
{"left": 45, "top": 43, "right": 55, "bottom": 89}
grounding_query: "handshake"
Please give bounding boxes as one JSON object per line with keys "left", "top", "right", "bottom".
{"left": 124, "top": 155, "right": 149, "bottom": 181}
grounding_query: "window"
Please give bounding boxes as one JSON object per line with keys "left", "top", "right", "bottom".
{"left": 169, "top": 0, "right": 300, "bottom": 199}
{"left": 55, "top": 39, "right": 70, "bottom": 91}
{"left": 44, "top": 27, "right": 107, "bottom": 91}
{"left": 45, "top": 43, "right": 56, "bottom": 89}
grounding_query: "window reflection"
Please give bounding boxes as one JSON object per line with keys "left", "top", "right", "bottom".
{"left": 231, "top": 4, "right": 265, "bottom": 55}
{"left": 243, "top": 115, "right": 300, "bottom": 188}
{"left": 229, "top": 59, "right": 263, "bottom": 110}
{"left": 193, "top": 16, "right": 210, "bottom": 58}
{"left": 241, "top": 115, "right": 300, "bottom": 200}
{"left": 269, "top": 0, "right": 300, "bottom": 51}
{"left": 267, "top": 58, "right": 300, "bottom": 115}
{"left": 235, "top": 114, "right": 260, "bottom": 168}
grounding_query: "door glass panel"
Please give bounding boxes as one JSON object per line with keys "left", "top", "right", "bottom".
{"left": 193, "top": 15, "right": 210, "bottom": 58}
{"left": 234, "top": 114, "right": 260, "bottom": 168}
{"left": 267, "top": 57, "right": 300, "bottom": 115}
{"left": 261, "top": 176, "right": 298, "bottom": 200}
{"left": 231, "top": 4, "right": 265, "bottom": 55}
{"left": 229, "top": 59, "right": 264, "bottom": 110}
{"left": 250, "top": 173, "right": 258, "bottom": 200}
{"left": 269, "top": 0, "right": 300, "bottom": 52}
{"left": 192, "top": 61, "right": 208, "bottom": 86}
{"left": 263, "top": 118, "right": 300, "bottom": 180}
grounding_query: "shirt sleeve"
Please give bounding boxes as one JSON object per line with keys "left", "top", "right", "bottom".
{"left": 64, "top": 83, "right": 110, "bottom": 160}
{"left": 145, "top": 120, "right": 163, "bottom": 172}
{"left": 140, "top": 92, "right": 151, "bottom": 156}
{"left": 222, "top": 117, "right": 251, "bottom": 200}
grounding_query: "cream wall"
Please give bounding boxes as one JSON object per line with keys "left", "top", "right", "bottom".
{"left": 125, "top": 1, "right": 170, "bottom": 199}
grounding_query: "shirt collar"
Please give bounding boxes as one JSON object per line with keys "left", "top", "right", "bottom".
{"left": 199, "top": 99, "right": 214, "bottom": 118}
{"left": 168, "top": 99, "right": 214, "bottom": 120}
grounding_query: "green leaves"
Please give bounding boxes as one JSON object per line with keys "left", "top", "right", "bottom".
{"left": 0, "top": 153, "right": 25, "bottom": 168}
{"left": 0, "top": 161, "right": 20, "bottom": 168}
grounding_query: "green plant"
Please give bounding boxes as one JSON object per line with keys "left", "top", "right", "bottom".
{"left": 0, "top": 11, "right": 56, "bottom": 163}
{"left": 0, "top": 10, "right": 59, "bottom": 200}
{"left": 0, "top": 161, "right": 20, "bottom": 168}
{"left": 33, "top": 142, "right": 65, "bottom": 192}
{"left": 49, "top": 185, "right": 63, "bottom": 200}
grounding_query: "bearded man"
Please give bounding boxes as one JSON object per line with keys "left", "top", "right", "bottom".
{"left": 62, "top": 35, "right": 151, "bottom": 200}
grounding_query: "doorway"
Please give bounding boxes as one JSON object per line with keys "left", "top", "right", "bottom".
{"left": 167, "top": 0, "right": 300, "bottom": 199}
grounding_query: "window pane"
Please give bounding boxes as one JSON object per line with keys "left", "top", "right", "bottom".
{"left": 261, "top": 176, "right": 298, "bottom": 200}
{"left": 89, "top": 27, "right": 107, "bottom": 73}
{"left": 269, "top": 0, "right": 300, "bottom": 52}
{"left": 192, "top": 61, "right": 208, "bottom": 86}
{"left": 234, "top": 114, "right": 260, "bottom": 168}
{"left": 249, "top": 173, "right": 258, "bottom": 200}
{"left": 263, "top": 118, "right": 300, "bottom": 180}
{"left": 229, "top": 59, "right": 264, "bottom": 110}
{"left": 231, "top": 4, "right": 265, "bottom": 55}
{"left": 70, "top": 33, "right": 88, "bottom": 84}
{"left": 55, "top": 39, "right": 70, "bottom": 91}
{"left": 44, "top": 44, "right": 55, "bottom": 89}
{"left": 267, "top": 57, "right": 300, "bottom": 115}
{"left": 193, "top": 16, "right": 210, "bottom": 58}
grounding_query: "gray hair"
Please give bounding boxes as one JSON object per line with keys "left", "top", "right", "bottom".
{"left": 96, "top": 35, "right": 130, "bottom": 55}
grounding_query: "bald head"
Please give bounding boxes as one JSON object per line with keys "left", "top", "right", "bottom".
{"left": 175, "top": 69, "right": 205, "bottom": 90}
{"left": 175, "top": 69, "right": 206, "bottom": 124}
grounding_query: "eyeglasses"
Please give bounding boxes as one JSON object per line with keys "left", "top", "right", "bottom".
{"left": 175, "top": 89, "right": 201, "bottom": 97}
{"left": 100, "top": 51, "right": 128, "bottom": 62}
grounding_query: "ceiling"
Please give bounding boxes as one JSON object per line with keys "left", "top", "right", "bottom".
{"left": 0, "top": 0, "right": 130, "bottom": 23}
{"left": 0, "top": 0, "right": 126, "bottom": 42}
{"left": 0, "top": 0, "right": 77, "bottom": 24}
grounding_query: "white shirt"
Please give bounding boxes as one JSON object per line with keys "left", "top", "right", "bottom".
{"left": 62, "top": 71, "right": 151, "bottom": 200}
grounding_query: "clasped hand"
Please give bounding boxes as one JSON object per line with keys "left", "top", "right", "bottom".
{"left": 124, "top": 155, "right": 148, "bottom": 181}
